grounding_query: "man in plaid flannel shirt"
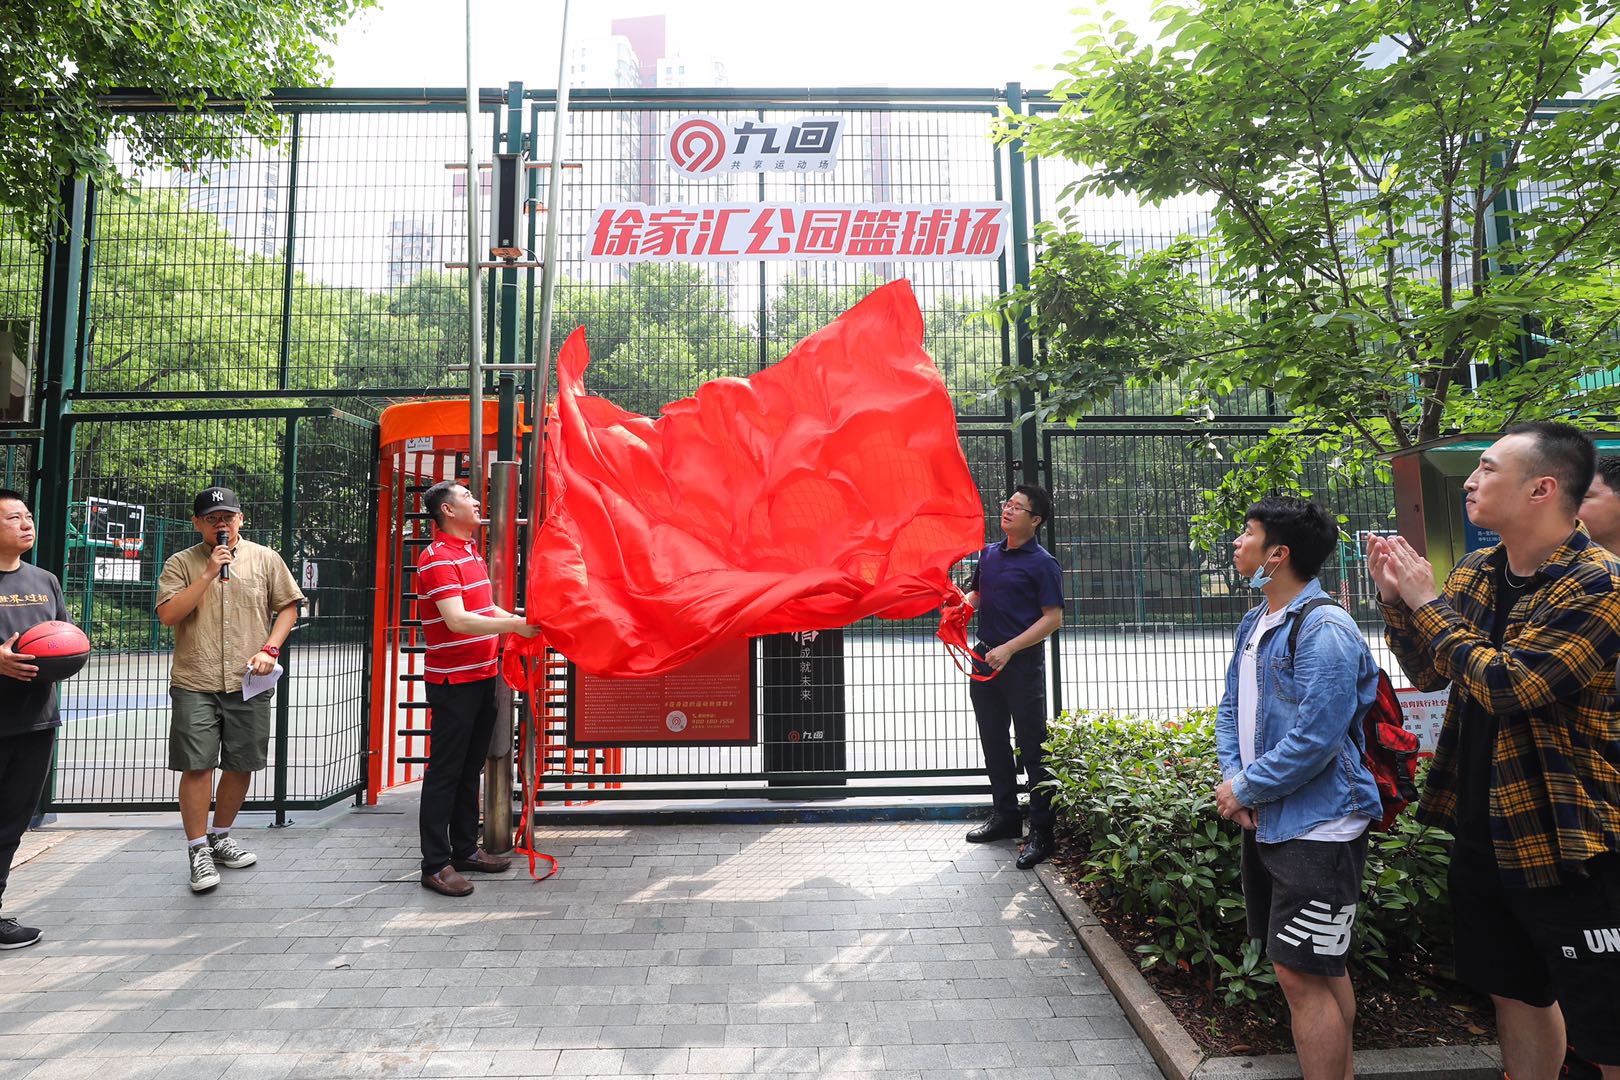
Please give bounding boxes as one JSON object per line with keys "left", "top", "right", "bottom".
{"left": 1370, "top": 422, "right": 1620, "bottom": 1080}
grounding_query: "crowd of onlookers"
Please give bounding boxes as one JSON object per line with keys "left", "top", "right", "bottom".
{"left": 3, "top": 425, "right": 1618, "bottom": 1080}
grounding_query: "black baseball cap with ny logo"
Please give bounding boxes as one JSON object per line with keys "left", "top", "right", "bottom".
{"left": 193, "top": 487, "right": 243, "bottom": 516}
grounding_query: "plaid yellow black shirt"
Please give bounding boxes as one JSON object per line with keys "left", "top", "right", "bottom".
{"left": 1379, "top": 527, "right": 1620, "bottom": 889}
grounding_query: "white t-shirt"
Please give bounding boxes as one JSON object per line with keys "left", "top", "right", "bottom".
{"left": 1238, "top": 605, "right": 1370, "bottom": 842}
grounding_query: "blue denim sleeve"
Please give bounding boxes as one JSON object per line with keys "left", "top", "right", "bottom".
{"left": 1215, "top": 617, "right": 1247, "bottom": 783}
{"left": 1229, "top": 613, "right": 1365, "bottom": 807}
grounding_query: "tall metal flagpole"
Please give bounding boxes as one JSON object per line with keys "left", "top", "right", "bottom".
{"left": 508, "top": 0, "right": 573, "bottom": 848}
{"left": 464, "top": 0, "right": 484, "bottom": 506}
{"left": 528, "top": 0, "right": 572, "bottom": 540}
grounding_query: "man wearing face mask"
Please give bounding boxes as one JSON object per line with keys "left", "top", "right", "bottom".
{"left": 156, "top": 487, "right": 304, "bottom": 893}
{"left": 961, "top": 484, "right": 1064, "bottom": 870}
{"left": 1215, "top": 496, "right": 1382, "bottom": 1080}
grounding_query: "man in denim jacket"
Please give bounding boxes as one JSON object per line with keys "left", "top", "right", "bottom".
{"left": 1215, "top": 496, "right": 1382, "bottom": 1080}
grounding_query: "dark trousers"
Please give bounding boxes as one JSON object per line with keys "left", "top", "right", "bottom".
{"left": 0, "top": 727, "right": 57, "bottom": 910}
{"left": 970, "top": 647, "right": 1054, "bottom": 838}
{"left": 420, "top": 677, "right": 498, "bottom": 875}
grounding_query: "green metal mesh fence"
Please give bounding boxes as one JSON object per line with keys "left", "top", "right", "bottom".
{"left": 83, "top": 107, "right": 501, "bottom": 399}
{"left": 51, "top": 410, "right": 372, "bottom": 812}
{"left": 535, "top": 99, "right": 1011, "bottom": 421}
{"left": 1044, "top": 429, "right": 1397, "bottom": 719}
{"left": 6, "top": 86, "right": 1594, "bottom": 804}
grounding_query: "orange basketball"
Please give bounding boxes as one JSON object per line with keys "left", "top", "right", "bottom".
{"left": 14, "top": 620, "right": 90, "bottom": 682}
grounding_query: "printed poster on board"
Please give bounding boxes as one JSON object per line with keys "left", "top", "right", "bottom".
{"left": 568, "top": 637, "right": 754, "bottom": 747}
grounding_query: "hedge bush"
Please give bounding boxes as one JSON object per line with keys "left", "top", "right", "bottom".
{"left": 1043, "top": 709, "right": 1453, "bottom": 1011}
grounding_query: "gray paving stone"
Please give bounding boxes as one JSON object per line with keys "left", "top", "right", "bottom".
{"left": 685, "top": 1046, "right": 754, "bottom": 1073}
{"left": 620, "top": 1048, "right": 690, "bottom": 1074}
{"left": 2, "top": 813, "right": 1157, "bottom": 1080}
{"left": 483, "top": 1049, "right": 562, "bottom": 1076}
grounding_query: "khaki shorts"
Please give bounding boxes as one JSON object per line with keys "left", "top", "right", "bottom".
{"left": 168, "top": 687, "right": 273, "bottom": 773}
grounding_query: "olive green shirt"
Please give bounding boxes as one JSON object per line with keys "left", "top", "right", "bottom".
{"left": 156, "top": 538, "right": 304, "bottom": 693}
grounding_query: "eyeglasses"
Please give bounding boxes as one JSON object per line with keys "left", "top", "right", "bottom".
{"left": 1001, "top": 501, "right": 1034, "bottom": 514}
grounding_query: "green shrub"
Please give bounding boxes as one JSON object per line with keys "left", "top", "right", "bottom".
{"left": 1043, "top": 709, "right": 1453, "bottom": 1012}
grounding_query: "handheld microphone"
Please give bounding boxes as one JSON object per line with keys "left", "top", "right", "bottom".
{"left": 216, "top": 529, "right": 230, "bottom": 582}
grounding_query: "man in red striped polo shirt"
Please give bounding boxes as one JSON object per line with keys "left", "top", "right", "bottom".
{"left": 415, "top": 480, "right": 538, "bottom": 897}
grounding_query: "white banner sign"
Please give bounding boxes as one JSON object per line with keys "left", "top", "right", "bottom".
{"left": 1394, "top": 687, "right": 1448, "bottom": 754}
{"left": 586, "top": 202, "right": 1010, "bottom": 263}
{"left": 665, "top": 115, "right": 844, "bottom": 176}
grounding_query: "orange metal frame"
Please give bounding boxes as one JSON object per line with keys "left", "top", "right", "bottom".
{"left": 367, "top": 401, "right": 620, "bottom": 806}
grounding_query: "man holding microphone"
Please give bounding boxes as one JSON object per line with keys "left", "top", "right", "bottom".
{"left": 156, "top": 487, "right": 303, "bottom": 893}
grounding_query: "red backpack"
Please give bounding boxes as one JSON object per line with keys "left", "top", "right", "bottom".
{"left": 1289, "top": 598, "right": 1423, "bottom": 831}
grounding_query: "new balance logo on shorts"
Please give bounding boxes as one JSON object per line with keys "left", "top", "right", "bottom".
{"left": 1276, "top": 900, "right": 1357, "bottom": 956}
{"left": 1580, "top": 927, "right": 1620, "bottom": 953}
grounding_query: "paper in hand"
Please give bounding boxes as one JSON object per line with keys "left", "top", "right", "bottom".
{"left": 242, "top": 663, "right": 284, "bottom": 701}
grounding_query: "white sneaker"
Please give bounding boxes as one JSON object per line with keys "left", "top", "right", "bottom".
{"left": 208, "top": 833, "right": 257, "bottom": 869}
{"left": 188, "top": 844, "right": 221, "bottom": 892}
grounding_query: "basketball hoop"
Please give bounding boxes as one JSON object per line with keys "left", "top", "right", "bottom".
{"left": 119, "top": 539, "right": 141, "bottom": 559}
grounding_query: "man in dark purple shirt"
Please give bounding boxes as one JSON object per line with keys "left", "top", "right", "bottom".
{"left": 962, "top": 484, "right": 1064, "bottom": 869}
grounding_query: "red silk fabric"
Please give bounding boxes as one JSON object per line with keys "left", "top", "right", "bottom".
{"left": 524, "top": 279, "right": 983, "bottom": 678}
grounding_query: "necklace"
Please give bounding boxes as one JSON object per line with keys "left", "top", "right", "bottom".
{"left": 1502, "top": 564, "right": 1535, "bottom": 588}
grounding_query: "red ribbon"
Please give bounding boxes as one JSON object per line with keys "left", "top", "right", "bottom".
{"left": 935, "top": 594, "right": 998, "bottom": 681}
{"left": 503, "top": 635, "right": 558, "bottom": 882}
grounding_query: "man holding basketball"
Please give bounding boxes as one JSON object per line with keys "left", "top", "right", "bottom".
{"left": 0, "top": 488, "right": 68, "bottom": 949}
{"left": 157, "top": 487, "right": 303, "bottom": 893}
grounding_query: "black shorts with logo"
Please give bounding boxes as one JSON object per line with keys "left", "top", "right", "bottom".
{"left": 1241, "top": 829, "right": 1369, "bottom": 978}
{"left": 1450, "top": 846, "right": 1620, "bottom": 1065}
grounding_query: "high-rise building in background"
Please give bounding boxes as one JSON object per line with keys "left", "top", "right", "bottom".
{"left": 610, "top": 15, "right": 666, "bottom": 89}
{"left": 387, "top": 217, "right": 438, "bottom": 289}
{"left": 655, "top": 55, "right": 728, "bottom": 90}
{"left": 557, "top": 14, "right": 737, "bottom": 287}
{"left": 443, "top": 168, "right": 494, "bottom": 266}
{"left": 179, "top": 161, "right": 282, "bottom": 258}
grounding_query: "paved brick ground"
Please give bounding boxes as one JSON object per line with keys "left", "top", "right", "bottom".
{"left": 0, "top": 798, "right": 1161, "bottom": 1080}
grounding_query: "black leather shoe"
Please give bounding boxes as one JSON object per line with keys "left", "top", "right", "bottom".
{"left": 966, "top": 815, "right": 1023, "bottom": 844}
{"left": 1016, "top": 835, "right": 1054, "bottom": 870}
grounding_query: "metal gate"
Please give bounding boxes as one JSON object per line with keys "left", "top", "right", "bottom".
{"left": 46, "top": 409, "right": 375, "bottom": 819}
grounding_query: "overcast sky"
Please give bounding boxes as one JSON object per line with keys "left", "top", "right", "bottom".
{"left": 325, "top": 1, "right": 1150, "bottom": 91}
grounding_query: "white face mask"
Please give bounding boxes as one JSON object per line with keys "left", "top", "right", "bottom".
{"left": 1247, "top": 548, "right": 1283, "bottom": 590}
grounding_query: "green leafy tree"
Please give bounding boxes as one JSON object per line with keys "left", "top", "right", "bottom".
{"left": 558, "top": 264, "right": 753, "bottom": 415}
{"left": 764, "top": 273, "right": 884, "bottom": 358}
{"left": 334, "top": 271, "right": 464, "bottom": 393}
{"left": 0, "top": 188, "right": 364, "bottom": 514}
{"left": 76, "top": 188, "right": 358, "bottom": 398}
{"left": 1, "top": 0, "right": 371, "bottom": 243}
{"left": 994, "top": 0, "right": 1620, "bottom": 550}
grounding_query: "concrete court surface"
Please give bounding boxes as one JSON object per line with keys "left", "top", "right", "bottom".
{"left": 0, "top": 789, "right": 1163, "bottom": 1080}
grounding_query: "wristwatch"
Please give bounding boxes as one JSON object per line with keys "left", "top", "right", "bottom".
{"left": 261, "top": 645, "right": 281, "bottom": 658}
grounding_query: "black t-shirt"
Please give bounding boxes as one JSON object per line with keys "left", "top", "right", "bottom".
{"left": 0, "top": 561, "right": 69, "bottom": 736}
{"left": 1451, "top": 562, "right": 1536, "bottom": 860}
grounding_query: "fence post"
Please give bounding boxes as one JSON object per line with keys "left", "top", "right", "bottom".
{"left": 1003, "top": 83, "right": 1041, "bottom": 488}
{"left": 1004, "top": 83, "right": 1064, "bottom": 711}
{"left": 272, "top": 416, "right": 300, "bottom": 825}
{"left": 277, "top": 113, "right": 303, "bottom": 391}
{"left": 497, "top": 81, "right": 524, "bottom": 461}
{"left": 36, "top": 176, "right": 88, "bottom": 581}
{"left": 34, "top": 175, "right": 88, "bottom": 820}
{"left": 756, "top": 107, "right": 769, "bottom": 374}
